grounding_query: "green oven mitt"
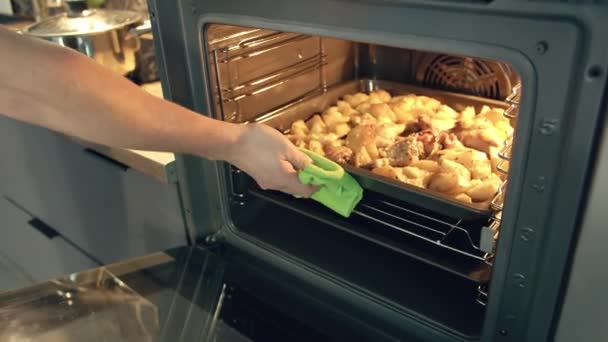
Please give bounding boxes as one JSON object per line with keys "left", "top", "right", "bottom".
{"left": 297, "top": 148, "right": 363, "bottom": 218}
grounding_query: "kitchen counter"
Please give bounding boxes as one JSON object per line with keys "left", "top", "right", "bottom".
{"left": 74, "top": 139, "right": 178, "bottom": 183}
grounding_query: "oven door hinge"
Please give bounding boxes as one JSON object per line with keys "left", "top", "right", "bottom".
{"left": 197, "top": 233, "right": 223, "bottom": 247}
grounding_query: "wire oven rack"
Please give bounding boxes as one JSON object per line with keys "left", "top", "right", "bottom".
{"left": 352, "top": 199, "right": 490, "bottom": 263}
{"left": 495, "top": 83, "right": 521, "bottom": 176}
{"left": 209, "top": 30, "right": 327, "bottom": 124}
{"left": 244, "top": 183, "right": 494, "bottom": 283}
{"left": 478, "top": 83, "right": 521, "bottom": 306}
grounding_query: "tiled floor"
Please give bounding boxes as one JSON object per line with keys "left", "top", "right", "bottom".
{"left": 0, "top": 251, "right": 34, "bottom": 293}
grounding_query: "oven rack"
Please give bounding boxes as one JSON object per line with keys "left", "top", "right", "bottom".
{"left": 490, "top": 182, "right": 507, "bottom": 212}
{"left": 215, "top": 32, "right": 310, "bottom": 62}
{"left": 502, "top": 83, "right": 521, "bottom": 119}
{"left": 219, "top": 54, "right": 326, "bottom": 102}
{"left": 246, "top": 186, "right": 494, "bottom": 283}
{"left": 476, "top": 283, "right": 490, "bottom": 306}
{"left": 210, "top": 31, "right": 327, "bottom": 123}
{"left": 476, "top": 216, "right": 496, "bottom": 307}
{"left": 478, "top": 83, "right": 520, "bottom": 306}
{"left": 352, "top": 199, "right": 491, "bottom": 263}
{"left": 495, "top": 83, "right": 521, "bottom": 171}
{"left": 491, "top": 83, "right": 521, "bottom": 212}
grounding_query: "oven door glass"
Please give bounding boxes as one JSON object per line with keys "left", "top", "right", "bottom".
{"left": 0, "top": 245, "right": 382, "bottom": 342}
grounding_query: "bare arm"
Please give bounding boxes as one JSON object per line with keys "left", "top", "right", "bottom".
{"left": 0, "top": 26, "right": 314, "bottom": 196}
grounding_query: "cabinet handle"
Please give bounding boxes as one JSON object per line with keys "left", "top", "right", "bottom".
{"left": 83, "top": 148, "right": 129, "bottom": 172}
{"left": 27, "top": 218, "right": 59, "bottom": 240}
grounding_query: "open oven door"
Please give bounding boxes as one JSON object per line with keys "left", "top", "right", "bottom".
{"left": 0, "top": 244, "right": 397, "bottom": 342}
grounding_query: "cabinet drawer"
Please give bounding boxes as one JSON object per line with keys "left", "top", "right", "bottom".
{"left": 0, "top": 197, "right": 98, "bottom": 290}
{"left": 0, "top": 117, "right": 187, "bottom": 264}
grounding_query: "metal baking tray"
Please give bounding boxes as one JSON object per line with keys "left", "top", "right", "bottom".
{"left": 259, "top": 79, "right": 509, "bottom": 219}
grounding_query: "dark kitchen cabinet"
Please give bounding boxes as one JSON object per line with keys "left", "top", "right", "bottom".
{"left": 0, "top": 116, "right": 188, "bottom": 264}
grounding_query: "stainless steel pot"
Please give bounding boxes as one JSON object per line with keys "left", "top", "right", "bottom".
{"left": 22, "top": 7, "right": 151, "bottom": 76}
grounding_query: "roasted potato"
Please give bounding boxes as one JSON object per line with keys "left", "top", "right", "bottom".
{"left": 284, "top": 88, "right": 510, "bottom": 208}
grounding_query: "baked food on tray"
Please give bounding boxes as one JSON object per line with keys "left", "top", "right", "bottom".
{"left": 285, "top": 89, "right": 513, "bottom": 206}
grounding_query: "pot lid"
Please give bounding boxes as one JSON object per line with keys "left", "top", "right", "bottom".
{"left": 24, "top": 9, "right": 143, "bottom": 37}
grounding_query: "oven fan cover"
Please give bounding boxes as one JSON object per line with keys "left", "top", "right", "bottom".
{"left": 416, "top": 53, "right": 516, "bottom": 100}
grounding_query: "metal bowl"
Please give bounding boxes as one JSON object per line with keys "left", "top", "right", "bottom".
{"left": 22, "top": 7, "right": 150, "bottom": 76}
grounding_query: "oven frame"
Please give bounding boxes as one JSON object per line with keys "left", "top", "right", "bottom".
{"left": 147, "top": 0, "right": 608, "bottom": 341}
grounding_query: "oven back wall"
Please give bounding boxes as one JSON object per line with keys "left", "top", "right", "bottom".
{"left": 147, "top": 0, "right": 608, "bottom": 341}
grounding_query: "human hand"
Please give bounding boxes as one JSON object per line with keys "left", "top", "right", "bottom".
{"left": 227, "top": 123, "right": 316, "bottom": 197}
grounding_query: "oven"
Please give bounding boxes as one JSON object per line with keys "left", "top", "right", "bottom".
{"left": 146, "top": 1, "right": 608, "bottom": 341}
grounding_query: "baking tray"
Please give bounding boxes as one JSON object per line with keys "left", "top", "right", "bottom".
{"left": 259, "top": 79, "right": 509, "bottom": 219}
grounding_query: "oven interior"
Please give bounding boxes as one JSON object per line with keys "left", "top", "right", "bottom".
{"left": 204, "top": 24, "right": 522, "bottom": 339}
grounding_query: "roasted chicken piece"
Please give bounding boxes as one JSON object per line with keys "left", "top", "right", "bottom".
{"left": 416, "top": 129, "right": 440, "bottom": 156}
{"left": 325, "top": 145, "right": 353, "bottom": 164}
{"left": 385, "top": 135, "right": 425, "bottom": 167}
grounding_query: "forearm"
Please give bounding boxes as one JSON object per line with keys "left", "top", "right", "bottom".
{"left": 0, "top": 27, "right": 242, "bottom": 160}
{"left": 0, "top": 27, "right": 315, "bottom": 197}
